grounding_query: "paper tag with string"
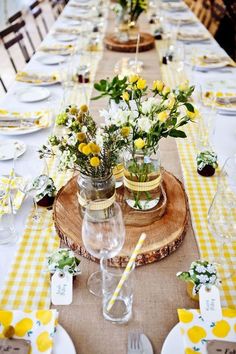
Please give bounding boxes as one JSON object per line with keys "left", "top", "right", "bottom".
{"left": 199, "top": 285, "right": 222, "bottom": 322}
{"left": 51, "top": 270, "right": 73, "bottom": 305}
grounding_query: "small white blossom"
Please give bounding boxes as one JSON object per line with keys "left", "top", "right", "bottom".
{"left": 96, "top": 128, "right": 104, "bottom": 148}
{"left": 81, "top": 126, "right": 87, "bottom": 133}
{"left": 141, "top": 97, "right": 158, "bottom": 114}
{"left": 207, "top": 264, "right": 217, "bottom": 274}
{"left": 196, "top": 274, "right": 209, "bottom": 283}
{"left": 209, "top": 275, "right": 217, "bottom": 284}
{"left": 138, "top": 116, "right": 152, "bottom": 133}
{"left": 195, "top": 264, "right": 207, "bottom": 274}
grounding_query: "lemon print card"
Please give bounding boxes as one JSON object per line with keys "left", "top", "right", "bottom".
{"left": 0, "top": 310, "right": 58, "bottom": 354}
{"left": 178, "top": 308, "right": 236, "bottom": 354}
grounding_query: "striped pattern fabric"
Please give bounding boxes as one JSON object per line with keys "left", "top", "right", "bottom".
{"left": 156, "top": 41, "right": 236, "bottom": 308}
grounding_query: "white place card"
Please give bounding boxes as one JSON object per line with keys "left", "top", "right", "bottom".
{"left": 199, "top": 285, "right": 222, "bottom": 322}
{"left": 51, "top": 270, "right": 73, "bottom": 305}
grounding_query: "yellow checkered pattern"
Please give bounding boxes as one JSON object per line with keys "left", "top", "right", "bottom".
{"left": 0, "top": 55, "right": 102, "bottom": 310}
{"left": 156, "top": 41, "right": 236, "bottom": 307}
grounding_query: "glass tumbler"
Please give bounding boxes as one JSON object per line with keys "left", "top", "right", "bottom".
{"left": 0, "top": 181, "right": 16, "bottom": 244}
{"left": 101, "top": 260, "right": 135, "bottom": 324}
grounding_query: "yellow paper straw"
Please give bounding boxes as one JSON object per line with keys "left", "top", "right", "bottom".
{"left": 106, "top": 232, "right": 146, "bottom": 312}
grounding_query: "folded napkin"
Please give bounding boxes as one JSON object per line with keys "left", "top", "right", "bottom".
{"left": 178, "top": 308, "right": 236, "bottom": 354}
{"left": 196, "top": 55, "right": 236, "bottom": 67}
{"left": 39, "top": 44, "right": 75, "bottom": 55}
{"left": 168, "top": 17, "right": 196, "bottom": 24}
{"left": 178, "top": 31, "right": 209, "bottom": 41}
{"left": 0, "top": 176, "right": 25, "bottom": 214}
{"left": 0, "top": 109, "right": 50, "bottom": 129}
{"left": 0, "top": 310, "right": 58, "bottom": 354}
{"left": 16, "top": 72, "right": 58, "bottom": 84}
{"left": 54, "top": 27, "right": 81, "bottom": 34}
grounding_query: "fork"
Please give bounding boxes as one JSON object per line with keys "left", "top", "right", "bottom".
{"left": 127, "top": 332, "right": 143, "bottom": 354}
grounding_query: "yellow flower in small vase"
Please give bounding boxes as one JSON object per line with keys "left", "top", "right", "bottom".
{"left": 77, "top": 132, "right": 86, "bottom": 142}
{"left": 122, "top": 91, "right": 130, "bottom": 101}
{"left": 80, "top": 104, "right": 89, "bottom": 113}
{"left": 158, "top": 110, "right": 169, "bottom": 123}
{"left": 90, "top": 156, "right": 100, "bottom": 167}
{"left": 136, "top": 78, "right": 147, "bottom": 90}
{"left": 187, "top": 107, "right": 199, "bottom": 120}
{"left": 88, "top": 142, "right": 101, "bottom": 154}
{"left": 162, "top": 86, "right": 171, "bottom": 96}
{"left": 134, "top": 138, "right": 145, "bottom": 149}
{"left": 153, "top": 80, "right": 164, "bottom": 92}
{"left": 179, "top": 80, "right": 189, "bottom": 92}
{"left": 78, "top": 143, "right": 86, "bottom": 153}
{"left": 121, "top": 126, "right": 131, "bottom": 137}
{"left": 129, "top": 74, "right": 139, "bottom": 83}
{"left": 82, "top": 144, "right": 92, "bottom": 155}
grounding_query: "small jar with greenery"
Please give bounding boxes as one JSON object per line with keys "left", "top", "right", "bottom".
{"left": 196, "top": 150, "right": 218, "bottom": 177}
{"left": 177, "top": 260, "right": 220, "bottom": 302}
{"left": 36, "top": 177, "right": 56, "bottom": 208}
{"left": 47, "top": 248, "right": 81, "bottom": 277}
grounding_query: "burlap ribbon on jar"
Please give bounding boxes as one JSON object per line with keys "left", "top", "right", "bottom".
{"left": 124, "top": 175, "right": 162, "bottom": 192}
{"left": 77, "top": 192, "right": 116, "bottom": 210}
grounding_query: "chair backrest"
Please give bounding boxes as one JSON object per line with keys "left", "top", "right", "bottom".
{"left": 8, "top": 10, "right": 36, "bottom": 54}
{"left": 0, "top": 23, "right": 30, "bottom": 73}
{"left": 0, "top": 76, "right": 7, "bottom": 93}
{"left": 29, "top": 1, "right": 49, "bottom": 41}
{"left": 48, "top": 0, "right": 61, "bottom": 19}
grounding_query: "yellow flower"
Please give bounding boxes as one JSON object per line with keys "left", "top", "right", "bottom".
{"left": 69, "top": 106, "right": 78, "bottom": 115}
{"left": 179, "top": 80, "right": 189, "bottom": 91}
{"left": 136, "top": 78, "right": 147, "bottom": 90}
{"left": 153, "top": 80, "right": 164, "bottom": 92}
{"left": 78, "top": 143, "right": 86, "bottom": 153}
{"left": 80, "top": 104, "right": 88, "bottom": 113}
{"left": 158, "top": 110, "right": 169, "bottom": 122}
{"left": 134, "top": 138, "right": 145, "bottom": 149}
{"left": 82, "top": 144, "right": 91, "bottom": 155}
{"left": 122, "top": 91, "right": 130, "bottom": 101}
{"left": 167, "top": 97, "right": 175, "bottom": 110}
{"left": 90, "top": 156, "right": 100, "bottom": 167}
{"left": 77, "top": 132, "right": 86, "bottom": 142}
{"left": 121, "top": 126, "right": 131, "bottom": 137}
{"left": 162, "top": 86, "right": 170, "bottom": 96}
{"left": 187, "top": 108, "right": 199, "bottom": 120}
{"left": 129, "top": 74, "right": 139, "bottom": 83}
{"left": 88, "top": 142, "right": 101, "bottom": 154}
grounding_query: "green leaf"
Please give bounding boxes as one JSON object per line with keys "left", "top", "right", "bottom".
{"left": 169, "top": 130, "right": 187, "bottom": 138}
{"left": 184, "top": 103, "right": 194, "bottom": 112}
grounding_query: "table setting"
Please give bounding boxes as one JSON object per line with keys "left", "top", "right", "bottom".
{"left": 0, "top": 0, "right": 235, "bottom": 353}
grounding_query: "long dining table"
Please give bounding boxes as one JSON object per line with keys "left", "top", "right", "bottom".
{"left": 0, "top": 1, "right": 236, "bottom": 353}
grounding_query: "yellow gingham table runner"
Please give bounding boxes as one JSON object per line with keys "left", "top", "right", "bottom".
{"left": 0, "top": 56, "right": 102, "bottom": 310}
{"left": 156, "top": 41, "right": 236, "bottom": 308}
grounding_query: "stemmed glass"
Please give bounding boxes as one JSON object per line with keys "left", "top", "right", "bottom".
{"left": 13, "top": 145, "right": 49, "bottom": 222}
{"left": 208, "top": 155, "right": 236, "bottom": 279}
{"left": 82, "top": 202, "right": 125, "bottom": 296}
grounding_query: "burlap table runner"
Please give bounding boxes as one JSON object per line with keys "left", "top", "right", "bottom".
{"left": 56, "top": 10, "right": 199, "bottom": 354}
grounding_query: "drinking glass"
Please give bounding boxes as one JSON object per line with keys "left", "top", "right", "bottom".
{"left": 101, "top": 259, "right": 134, "bottom": 324}
{"left": 82, "top": 202, "right": 125, "bottom": 296}
{"left": 208, "top": 155, "right": 236, "bottom": 279}
{"left": 0, "top": 178, "right": 16, "bottom": 244}
{"left": 13, "top": 146, "right": 49, "bottom": 222}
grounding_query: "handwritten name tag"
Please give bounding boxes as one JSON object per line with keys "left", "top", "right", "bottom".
{"left": 51, "top": 271, "right": 73, "bottom": 305}
{"left": 207, "top": 340, "right": 236, "bottom": 354}
{"left": 199, "top": 285, "right": 222, "bottom": 322}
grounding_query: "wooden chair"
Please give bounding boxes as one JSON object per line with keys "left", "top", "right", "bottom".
{"left": 8, "top": 11, "right": 36, "bottom": 55}
{"left": 0, "top": 23, "right": 30, "bottom": 73}
{"left": 48, "top": 0, "right": 62, "bottom": 19}
{"left": 29, "top": 1, "right": 49, "bottom": 41}
{"left": 0, "top": 77, "right": 7, "bottom": 93}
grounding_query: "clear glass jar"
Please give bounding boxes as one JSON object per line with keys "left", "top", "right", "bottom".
{"left": 124, "top": 149, "right": 162, "bottom": 210}
{"left": 77, "top": 173, "right": 116, "bottom": 217}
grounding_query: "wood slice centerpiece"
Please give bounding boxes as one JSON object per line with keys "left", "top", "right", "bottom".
{"left": 104, "top": 32, "right": 155, "bottom": 52}
{"left": 53, "top": 170, "right": 188, "bottom": 267}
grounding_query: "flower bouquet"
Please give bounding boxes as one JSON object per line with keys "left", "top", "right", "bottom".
{"left": 40, "top": 105, "right": 126, "bottom": 214}
{"left": 97, "top": 75, "right": 196, "bottom": 210}
{"left": 47, "top": 248, "right": 81, "bottom": 276}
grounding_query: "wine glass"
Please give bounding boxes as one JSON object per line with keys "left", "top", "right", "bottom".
{"left": 13, "top": 145, "right": 49, "bottom": 222}
{"left": 208, "top": 155, "right": 236, "bottom": 279}
{"left": 82, "top": 202, "right": 125, "bottom": 296}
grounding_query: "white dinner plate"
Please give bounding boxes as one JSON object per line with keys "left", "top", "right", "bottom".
{"left": 54, "top": 34, "right": 78, "bottom": 42}
{"left": 38, "top": 55, "right": 66, "bottom": 65}
{"left": 53, "top": 325, "right": 76, "bottom": 354}
{"left": 0, "top": 140, "right": 26, "bottom": 161}
{"left": 194, "top": 61, "right": 230, "bottom": 71}
{"left": 17, "top": 87, "right": 50, "bottom": 103}
{"left": 161, "top": 323, "right": 183, "bottom": 354}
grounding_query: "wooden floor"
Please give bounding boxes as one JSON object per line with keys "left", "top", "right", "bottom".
{"left": 0, "top": 1, "right": 55, "bottom": 99}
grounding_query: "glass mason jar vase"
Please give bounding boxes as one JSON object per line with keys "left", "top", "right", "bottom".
{"left": 124, "top": 149, "right": 162, "bottom": 211}
{"left": 77, "top": 173, "right": 116, "bottom": 218}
